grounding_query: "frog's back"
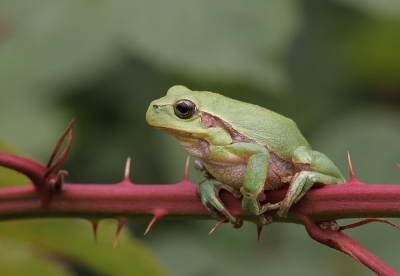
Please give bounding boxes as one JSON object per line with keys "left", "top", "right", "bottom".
{"left": 197, "top": 91, "right": 311, "bottom": 160}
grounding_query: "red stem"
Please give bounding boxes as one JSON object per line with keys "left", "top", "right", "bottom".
{"left": 0, "top": 152, "right": 46, "bottom": 187}
{"left": 0, "top": 180, "right": 399, "bottom": 223}
{"left": 0, "top": 176, "right": 400, "bottom": 274}
{"left": 302, "top": 215, "right": 399, "bottom": 275}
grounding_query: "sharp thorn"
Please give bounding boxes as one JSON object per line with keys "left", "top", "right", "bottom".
{"left": 336, "top": 242, "right": 361, "bottom": 264}
{"left": 183, "top": 155, "right": 190, "bottom": 181}
{"left": 124, "top": 157, "right": 131, "bottom": 182}
{"left": 144, "top": 209, "right": 168, "bottom": 235}
{"left": 270, "top": 168, "right": 282, "bottom": 180}
{"left": 90, "top": 219, "right": 99, "bottom": 243}
{"left": 179, "top": 155, "right": 195, "bottom": 185}
{"left": 118, "top": 158, "right": 133, "bottom": 186}
{"left": 209, "top": 217, "right": 227, "bottom": 235}
{"left": 347, "top": 152, "right": 357, "bottom": 181}
{"left": 256, "top": 223, "right": 263, "bottom": 243}
{"left": 144, "top": 217, "right": 157, "bottom": 235}
{"left": 114, "top": 218, "right": 128, "bottom": 248}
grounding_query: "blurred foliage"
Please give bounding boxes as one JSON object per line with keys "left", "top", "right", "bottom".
{"left": 0, "top": 0, "right": 399, "bottom": 275}
{"left": 0, "top": 144, "right": 166, "bottom": 276}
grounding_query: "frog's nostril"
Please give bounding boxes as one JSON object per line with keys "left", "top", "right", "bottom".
{"left": 153, "top": 104, "right": 159, "bottom": 109}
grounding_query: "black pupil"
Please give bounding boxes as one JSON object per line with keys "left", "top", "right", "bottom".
{"left": 177, "top": 102, "right": 190, "bottom": 114}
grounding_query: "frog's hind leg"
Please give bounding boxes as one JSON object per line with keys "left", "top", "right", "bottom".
{"left": 276, "top": 171, "right": 344, "bottom": 218}
{"left": 275, "top": 146, "right": 345, "bottom": 218}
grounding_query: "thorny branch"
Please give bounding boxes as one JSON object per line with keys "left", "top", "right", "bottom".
{"left": 0, "top": 121, "right": 399, "bottom": 275}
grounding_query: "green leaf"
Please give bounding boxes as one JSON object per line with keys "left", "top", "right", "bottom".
{"left": 0, "top": 219, "right": 167, "bottom": 276}
{"left": 0, "top": 141, "right": 30, "bottom": 187}
{"left": 334, "top": 0, "right": 400, "bottom": 18}
{"left": 0, "top": 240, "right": 71, "bottom": 276}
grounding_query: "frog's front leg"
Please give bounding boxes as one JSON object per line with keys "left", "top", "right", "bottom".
{"left": 261, "top": 146, "right": 346, "bottom": 218}
{"left": 225, "top": 143, "right": 271, "bottom": 223}
{"left": 194, "top": 160, "right": 243, "bottom": 228}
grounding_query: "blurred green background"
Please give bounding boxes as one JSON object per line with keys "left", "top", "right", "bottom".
{"left": 1, "top": 0, "right": 400, "bottom": 275}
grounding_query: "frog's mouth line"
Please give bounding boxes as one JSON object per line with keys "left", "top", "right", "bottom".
{"left": 152, "top": 126, "right": 197, "bottom": 140}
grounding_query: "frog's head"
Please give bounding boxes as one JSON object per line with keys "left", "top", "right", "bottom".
{"left": 146, "top": 85, "right": 232, "bottom": 146}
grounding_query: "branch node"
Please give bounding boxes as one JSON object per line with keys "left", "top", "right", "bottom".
{"left": 49, "top": 170, "right": 68, "bottom": 194}
{"left": 319, "top": 221, "right": 339, "bottom": 231}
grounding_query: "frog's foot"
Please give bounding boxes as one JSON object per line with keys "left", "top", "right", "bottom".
{"left": 241, "top": 196, "right": 276, "bottom": 225}
{"left": 197, "top": 181, "right": 243, "bottom": 229}
{"left": 195, "top": 160, "right": 242, "bottom": 228}
{"left": 258, "top": 202, "right": 281, "bottom": 224}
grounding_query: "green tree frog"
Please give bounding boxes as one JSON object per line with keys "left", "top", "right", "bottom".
{"left": 146, "top": 86, "right": 345, "bottom": 227}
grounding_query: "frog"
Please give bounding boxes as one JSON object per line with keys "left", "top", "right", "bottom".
{"left": 146, "top": 85, "right": 346, "bottom": 228}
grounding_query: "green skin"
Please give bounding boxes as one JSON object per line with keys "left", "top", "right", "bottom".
{"left": 146, "top": 86, "right": 346, "bottom": 227}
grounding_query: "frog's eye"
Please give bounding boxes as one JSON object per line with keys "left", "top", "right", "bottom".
{"left": 174, "top": 99, "right": 197, "bottom": 119}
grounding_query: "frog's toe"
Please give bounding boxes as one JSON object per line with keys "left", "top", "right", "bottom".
{"left": 259, "top": 201, "right": 291, "bottom": 219}
{"left": 258, "top": 202, "right": 283, "bottom": 222}
{"left": 231, "top": 217, "right": 243, "bottom": 228}
{"left": 204, "top": 200, "right": 226, "bottom": 221}
{"left": 277, "top": 206, "right": 289, "bottom": 219}
{"left": 197, "top": 179, "right": 242, "bottom": 228}
{"left": 231, "top": 190, "right": 242, "bottom": 198}
{"left": 259, "top": 202, "right": 280, "bottom": 213}
{"left": 204, "top": 200, "right": 242, "bottom": 228}
{"left": 221, "top": 212, "right": 242, "bottom": 228}
{"left": 260, "top": 201, "right": 289, "bottom": 219}
{"left": 259, "top": 213, "right": 274, "bottom": 224}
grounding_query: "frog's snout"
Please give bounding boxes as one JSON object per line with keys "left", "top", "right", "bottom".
{"left": 146, "top": 101, "right": 167, "bottom": 125}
